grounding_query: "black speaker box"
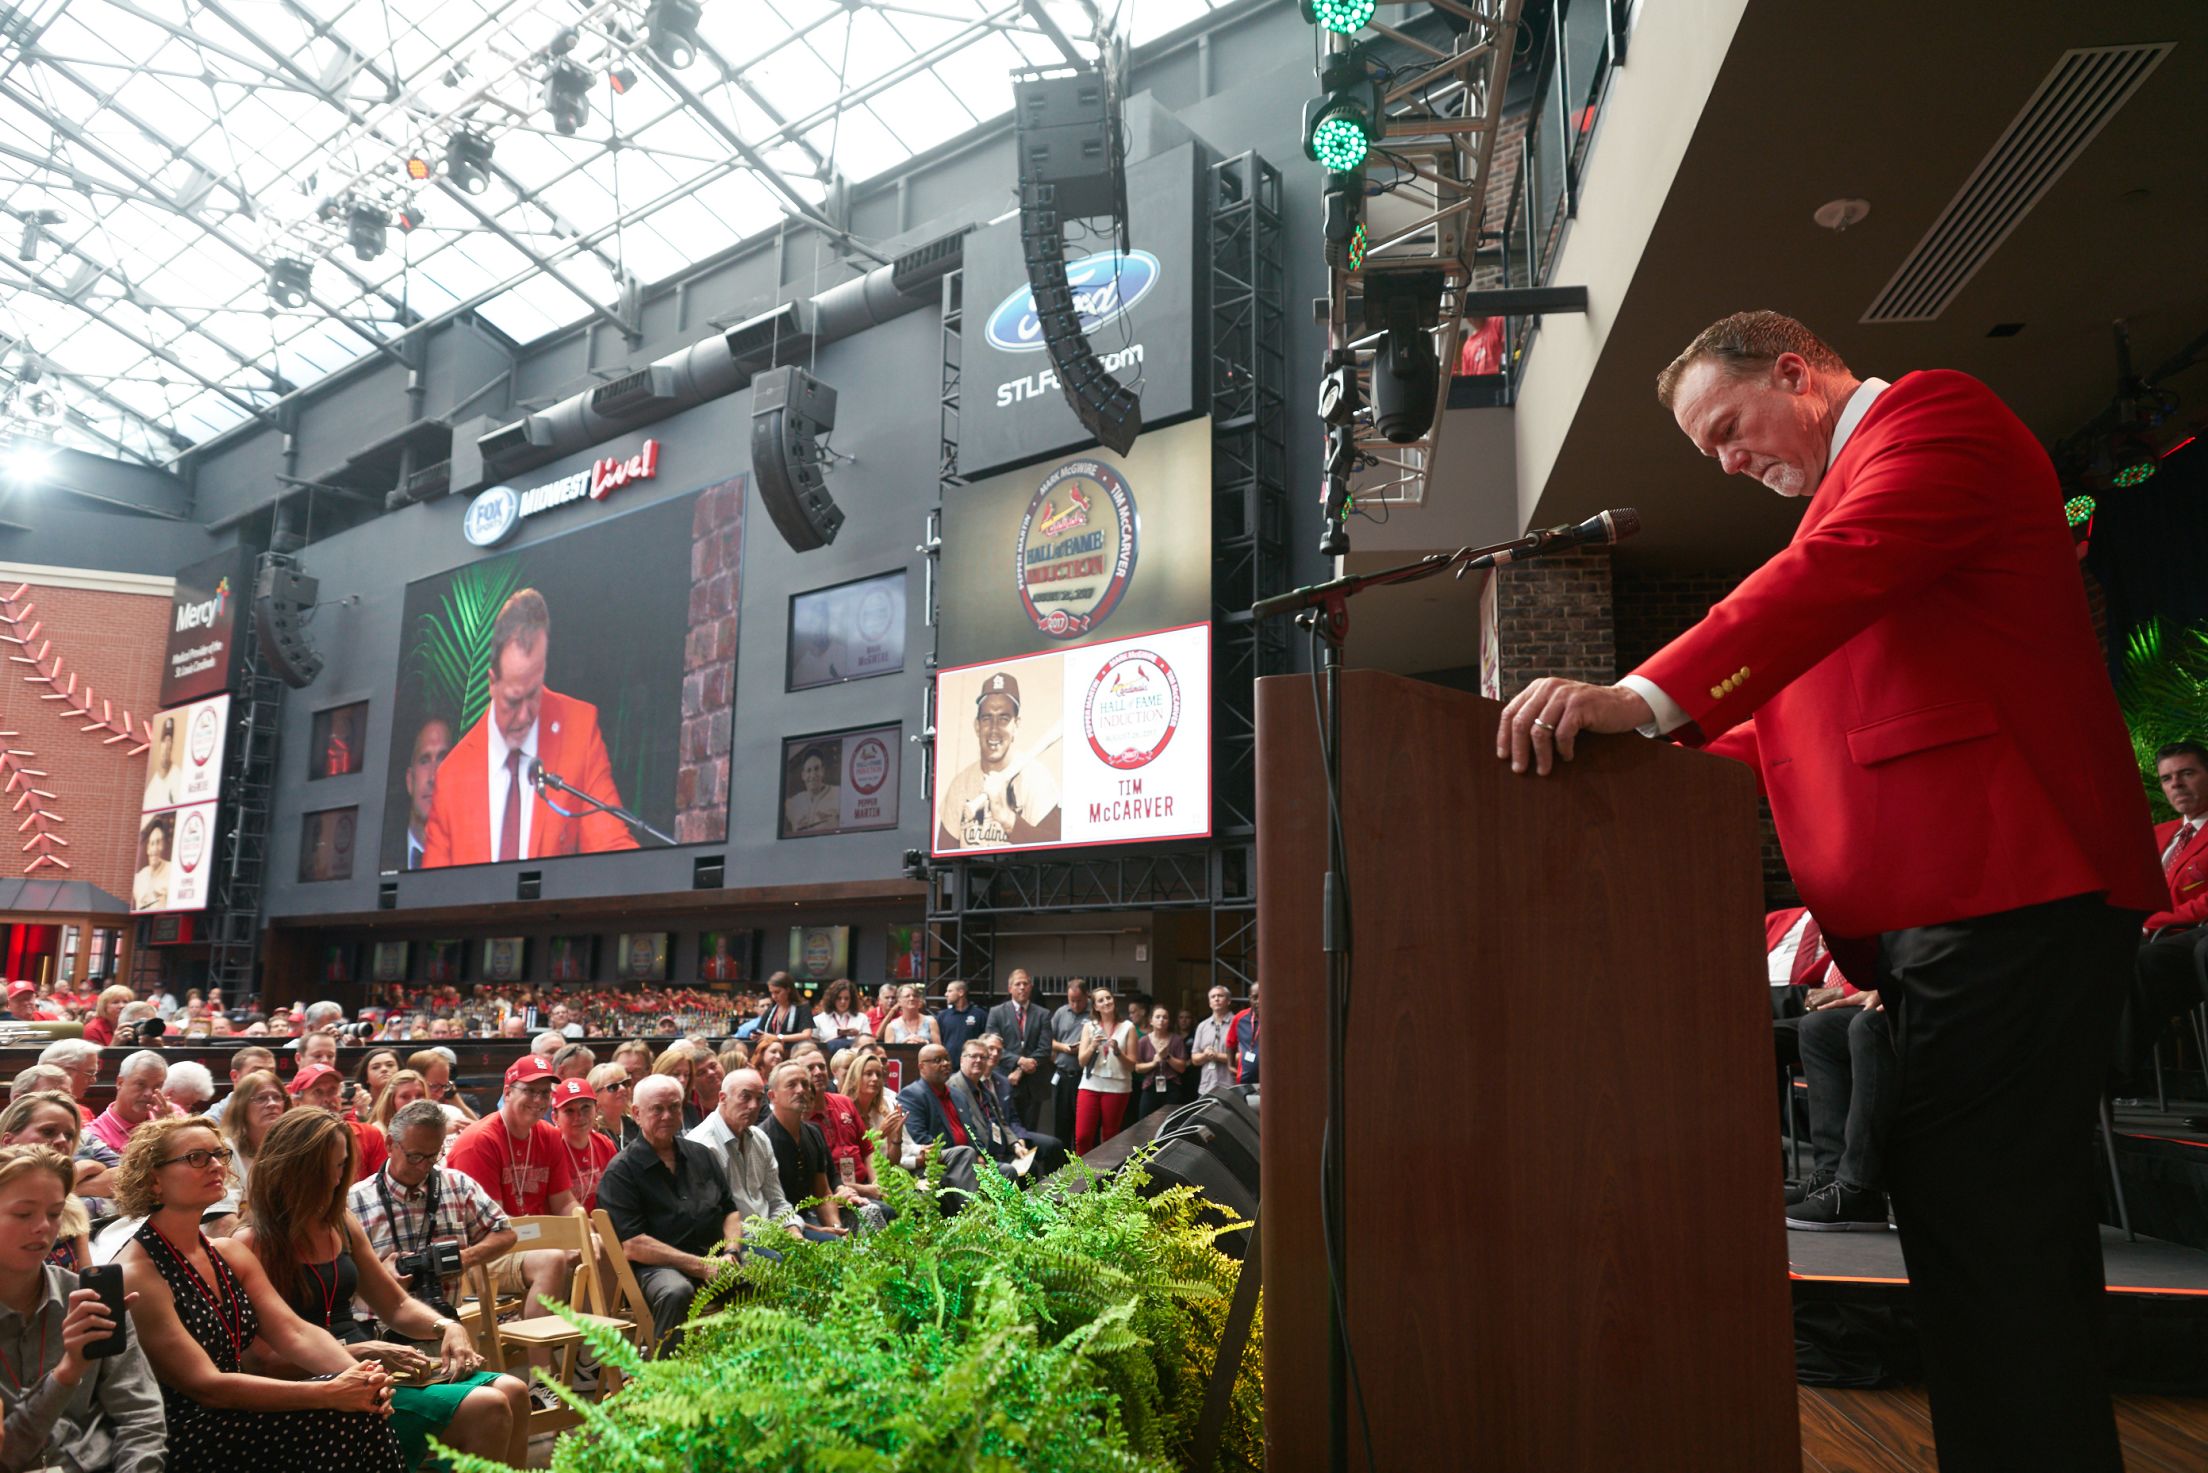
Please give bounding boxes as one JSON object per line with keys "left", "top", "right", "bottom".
{"left": 750, "top": 365, "right": 844, "bottom": 552}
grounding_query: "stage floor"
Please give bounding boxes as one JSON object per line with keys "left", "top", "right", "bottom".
{"left": 1787, "top": 1223, "right": 2208, "bottom": 1295}
{"left": 1800, "top": 1385, "right": 2208, "bottom": 1472}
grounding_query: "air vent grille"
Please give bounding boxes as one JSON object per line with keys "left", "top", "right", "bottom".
{"left": 1861, "top": 44, "right": 2169, "bottom": 324}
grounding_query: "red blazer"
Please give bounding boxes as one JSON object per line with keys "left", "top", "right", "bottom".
{"left": 1634, "top": 370, "right": 2163, "bottom": 938}
{"left": 2147, "top": 818, "right": 2208, "bottom": 933}
{"left": 1764, "top": 906, "right": 1851, "bottom": 992}
{"left": 421, "top": 689, "right": 639, "bottom": 867}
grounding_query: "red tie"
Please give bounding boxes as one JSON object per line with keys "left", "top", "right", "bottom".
{"left": 2168, "top": 822, "right": 2199, "bottom": 875}
{"left": 1789, "top": 916, "right": 1828, "bottom": 987}
{"left": 500, "top": 749, "right": 524, "bottom": 862}
{"left": 1017, "top": 1005, "right": 1027, "bottom": 1036}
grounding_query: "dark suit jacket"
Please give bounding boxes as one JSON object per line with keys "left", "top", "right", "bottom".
{"left": 946, "top": 1073, "right": 1015, "bottom": 1163}
{"left": 985, "top": 999, "right": 1053, "bottom": 1070}
{"left": 897, "top": 1078, "right": 983, "bottom": 1150}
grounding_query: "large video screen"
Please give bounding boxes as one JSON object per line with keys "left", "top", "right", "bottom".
{"left": 932, "top": 622, "right": 1210, "bottom": 856}
{"left": 382, "top": 481, "right": 742, "bottom": 871}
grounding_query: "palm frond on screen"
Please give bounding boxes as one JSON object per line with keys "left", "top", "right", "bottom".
{"left": 2117, "top": 617, "right": 2208, "bottom": 820}
{"left": 411, "top": 559, "right": 523, "bottom": 734}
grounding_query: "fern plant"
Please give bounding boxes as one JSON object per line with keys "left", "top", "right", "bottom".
{"left": 411, "top": 556, "right": 525, "bottom": 733}
{"left": 2116, "top": 617, "right": 2208, "bottom": 819}
{"left": 436, "top": 1145, "right": 1263, "bottom": 1473}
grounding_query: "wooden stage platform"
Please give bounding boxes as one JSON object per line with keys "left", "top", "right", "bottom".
{"left": 1799, "top": 1386, "right": 2208, "bottom": 1471}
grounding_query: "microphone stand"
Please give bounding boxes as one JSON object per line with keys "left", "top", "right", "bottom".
{"left": 1250, "top": 531, "right": 1585, "bottom": 1473}
{"left": 533, "top": 768, "right": 677, "bottom": 847}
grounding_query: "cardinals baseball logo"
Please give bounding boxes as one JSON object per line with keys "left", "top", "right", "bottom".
{"left": 1015, "top": 457, "right": 1139, "bottom": 640}
{"left": 1084, "top": 648, "right": 1181, "bottom": 769}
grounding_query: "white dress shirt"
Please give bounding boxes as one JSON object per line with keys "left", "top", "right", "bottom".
{"left": 485, "top": 716, "right": 539, "bottom": 862}
{"left": 687, "top": 1114, "right": 797, "bottom": 1229}
{"left": 1619, "top": 378, "right": 1892, "bottom": 735}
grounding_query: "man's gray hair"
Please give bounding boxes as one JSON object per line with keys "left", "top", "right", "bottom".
{"left": 10, "top": 1064, "right": 69, "bottom": 1098}
{"left": 530, "top": 1031, "right": 563, "bottom": 1056}
{"left": 37, "top": 1039, "right": 99, "bottom": 1069}
{"left": 553, "top": 1042, "right": 596, "bottom": 1072}
{"left": 116, "top": 1049, "right": 167, "bottom": 1081}
{"left": 304, "top": 1000, "right": 345, "bottom": 1030}
{"left": 1654, "top": 309, "right": 1850, "bottom": 410}
{"left": 633, "top": 1074, "right": 683, "bottom": 1110}
{"left": 164, "top": 1060, "right": 215, "bottom": 1104}
{"left": 391, "top": 1099, "right": 449, "bottom": 1138}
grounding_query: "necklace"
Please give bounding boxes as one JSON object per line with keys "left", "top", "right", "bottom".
{"left": 147, "top": 1221, "right": 245, "bottom": 1368}
{"left": 304, "top": 1257, "right": 340, "bottom": 1328}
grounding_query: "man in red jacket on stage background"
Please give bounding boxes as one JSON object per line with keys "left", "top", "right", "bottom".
{"left": 2122, "top": 740, "right": 2208, "bottom": 1077}
{"left": 1497, "top": 311, "right": 2163, "bottom": 1472}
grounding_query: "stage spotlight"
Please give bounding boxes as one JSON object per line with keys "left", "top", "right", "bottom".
{"left": 395, "top": 198, "right": 427, "bottom": 233}
{"left": 545, "top": 58, "right": 592, "bottom": 135}
{"left": 1322, "top": 169, "right": 1364, "bottom": 271}
{"left": 645, "top": 0, "right": 702, "bottom": 69}
{"left": 1304, "top": 50, "right": 1379, "bottom": 172}
{"left": 609, "top": 66, "right": 636, "bottom": 93}
{"left": 1366, "top": 271, "right": 1443, "bottom": 443}
{"left": 750, "top": 365, "right": 845, "bottom": 552}
{"left": 446, "top": 129, "right": 494, "bottom": 194}
{"left": 266, "top": 257, "right": 313, "bottom": 309}
{"left": 2110, "top": 438, "right": 2157, "bottom": 488}
{"left": 1, "top": 439, "right": 56, "bottom": 484}
{"left": 346, "top": 200, "right": 387, "bottom": 261}
{"left": 1302, "top": 0, "right": 1375, "bottom": 34}
{"left": 2064, "top": 494, "right": 2096, "bottom": 527}
{"left": 403, "top": 154, "right": 432, "bottom": 181}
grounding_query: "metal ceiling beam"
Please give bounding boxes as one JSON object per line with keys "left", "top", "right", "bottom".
{"left": 196, "top": 0, "right": 638, "bottom": 342}
{"left": 5, "top": 60, "right": 418, "bottom": 362}
{"left": 645, "top": 55, "right": 891, "bottom": 266}
{"left": 695, "top": 36, "right": 835, "bottom": 183}
{"left": 0, "top": 438, "right": 191, "bottom": 516}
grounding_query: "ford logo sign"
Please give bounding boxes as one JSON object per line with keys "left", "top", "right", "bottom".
{"left": 984, "top": 249, "right": 1161, "bottom": 353}
{"left": 464, "top": 484, "right": 520, "bottom": 547}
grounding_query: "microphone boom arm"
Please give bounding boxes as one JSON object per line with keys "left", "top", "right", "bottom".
{"left": 529, "top": 760, "right": 677, "bottom": 847}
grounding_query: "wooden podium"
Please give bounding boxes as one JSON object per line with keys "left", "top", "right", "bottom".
{"left": 1256, "top": 670, "right": 1799, "bottom": 1471}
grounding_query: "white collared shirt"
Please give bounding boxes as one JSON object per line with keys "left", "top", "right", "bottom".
{"left": 1620, "top": 378, "right": 1892, "bottom": 735}
{"left": 485, "top": 716, "right": 540, "bottom": 862}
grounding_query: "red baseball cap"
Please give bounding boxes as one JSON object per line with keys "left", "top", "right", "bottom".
{"left": 551, "top": 1078, "right": 596, "bottom": 1109}
{"left": 504, "top": 1054, "right": 558, "bottom": 1089}
{"left": 5, "top": 981, "right": 34, "bottom": 998}
{"left": 289, "top": 1063, "right": 338, "bottom": 1096}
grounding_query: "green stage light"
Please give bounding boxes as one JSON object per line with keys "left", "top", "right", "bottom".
{"left": 1311, "top": 112, "right": 1371, "bottom": 170}
{"left": 1304, "top": 0, "right": 1377, "bottom": 34}
{"left": 2111, "top": 460, "right": 2155, "bottom": 489}
{"left": 2064, "top": 494, "right": 2095, "bottom": 526}
{"left": 1348, "top": 219, "right": 1368, "bottom": 270}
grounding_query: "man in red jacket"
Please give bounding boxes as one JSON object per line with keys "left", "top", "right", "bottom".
{"left": 1497, "top": 311, "right": 2163, "bottom": 1471}
{"left": 2123, "top": 741, "right": 2208, "bottom": 1076}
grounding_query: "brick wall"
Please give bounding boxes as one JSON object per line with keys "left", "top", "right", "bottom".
{"left": 676, "top": 477, "right": 743, "bottom": 844}
{"left": 1492, "top": 545, "right": 1614, "bottom": 696}
{"left": 0, "top": 580, "right": 170, "bottom": 901}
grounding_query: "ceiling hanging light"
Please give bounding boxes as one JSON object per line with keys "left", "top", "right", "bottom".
{"left": 2064, "top": 493, "right": 2096, "bottom": 527}
{"left": 267, "top": 257, "right": 314, "bottom": 309}
{"left": 1303, "top": 51, "right": 1380, "bottom": 173}
{"left": 545, "top": 58, "right": 593, "bottom": 135}
{"left": 446, "top": 129, "right": 494, "bottom": 194}
{"left": 645, "top": 0, "right": 703, "bottom": 69}
{"left": 1301, "top": 0, "right": 1375, "bottom": 35}
{"left": 346, "top": 199, "right": 388, "bottom": 261}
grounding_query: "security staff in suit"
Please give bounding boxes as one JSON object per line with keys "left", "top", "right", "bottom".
{"left": 984, "top": 969, "right": 1055, "bottom": 1130}
{"left": 1497, "top": 312, "right": 2163, "bottom": 1472}
{"left": 421, "top": 587, "right": 640, "bottom": 867}
{"left": 2122, "top": 741, "right": 2208, "bottom": 1078}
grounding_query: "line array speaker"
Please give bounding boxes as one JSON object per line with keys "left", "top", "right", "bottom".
{"left": 253, "top": 554, "right": 322, "bottom": 689}
{"left": 750, "top": 365, "right": 844, "bottom": 552}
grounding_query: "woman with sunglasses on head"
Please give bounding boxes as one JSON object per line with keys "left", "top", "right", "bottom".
{"left": 0, "top": 1143, "right": 165, "bottom": 1473}
{"left": 235, "top": 1109, "right": 529, "bottom": 1471}
{"left": 112, "top": 1115, "right": 405, "bottom": 1472}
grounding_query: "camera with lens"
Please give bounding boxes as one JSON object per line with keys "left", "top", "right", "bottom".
{"left": 395, "top": 1240, "right": 464, "bottom": 1306}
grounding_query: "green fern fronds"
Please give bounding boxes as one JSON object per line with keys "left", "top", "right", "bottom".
{"left": 411, "top": 555, "right": 524, "bottom": 732}
{"left": 2117, "top": 617, "right": 2208, "bottom": 819}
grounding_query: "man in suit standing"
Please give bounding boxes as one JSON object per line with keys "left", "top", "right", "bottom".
{"left": 421, "top": 587, "right": 640, "bottom": 867}
{"left": 984, "top": 969, "right": 1053, "bottom": 1130}
{"left": 1496, "top": 312, "right": 2163, "bottom": 1470}
{"left": 2123, "top": 740, "right": 2208, "bottom": 1075}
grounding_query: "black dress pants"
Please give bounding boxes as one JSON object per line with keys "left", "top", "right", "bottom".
{"left": 2119, "top": 928, "right": 2208, "bottom": 1080}
{"left": 1875, "top": 892, "right": 2137, "bottom": 1473}
{"left": 1798, "top": 1000, "right": 1900, "bottom": 1189}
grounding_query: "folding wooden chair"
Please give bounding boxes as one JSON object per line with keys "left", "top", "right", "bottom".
{"left": 589, "top": 1208, "right": 658, "bottom": 1372}
{"left": 484, "top": 1214, "right": 634, "bottom": 1436}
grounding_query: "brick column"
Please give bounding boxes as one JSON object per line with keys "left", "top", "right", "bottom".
{"left": 676, "top": 477, "right": 744, "bottom": 844}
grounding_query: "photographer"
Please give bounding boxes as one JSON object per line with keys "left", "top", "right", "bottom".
{"left": 346, "top": 1101, "right": 516, "bottom": 1321}
{"left": 0, "top": 1144, "right": 165, "bottom": 1473}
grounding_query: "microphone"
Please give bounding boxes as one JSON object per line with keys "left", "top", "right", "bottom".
{"left": 1460, "top": 507, "right": 1640, "bottom": 573}
{"left": 525, "top": 757, "right": 574, "bottom": 797}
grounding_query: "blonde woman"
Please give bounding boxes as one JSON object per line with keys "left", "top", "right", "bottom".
{"left": 587, "top": 1062, "right": 638, "bottom": 1146}
{"left": 0, "top": 1091, "right": 97, "bottom": 1267}
{"left": 82, "top": 983, "right": 134, "bottom": 1046}
{"left": 651, "top": 1040, "right": 705, "bottom": 1129}
{"left": 219, "top": 1068, "right": 290, "bottom": 1212}
{"left": 112, "top": 1115, "right": 406, "bottom": 1471}
{"left": 881, "top": 984, "right": 940, "bottom": 1047}
{"left": 366, "top": 1070, "right": 428, "bottom": 1134}
{"left": 833, "top": 1047, "right": 905, "bottom": 1166}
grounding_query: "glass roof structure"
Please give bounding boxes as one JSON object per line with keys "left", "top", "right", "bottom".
{"left": 0, "top": 0, "right": 1229, "bottom": 467}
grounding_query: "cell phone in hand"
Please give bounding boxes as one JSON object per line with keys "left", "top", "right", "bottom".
{"left": 80, "top": 1263, "right": 128, "bottom": 1359}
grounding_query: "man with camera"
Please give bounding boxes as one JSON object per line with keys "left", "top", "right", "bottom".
{"left": 349, "top": 1098, "right": 517, "bottom": 1319}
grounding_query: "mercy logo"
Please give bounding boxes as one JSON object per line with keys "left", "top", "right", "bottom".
{"left": 173, "top": 576, "right": 229, "bottom": 634}
{"left": 984, "top": 250, "right": 1161, "bottom": 353}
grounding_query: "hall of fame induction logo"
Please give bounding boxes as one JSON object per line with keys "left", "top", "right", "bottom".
{"left": 1083, "top": 648, "right": 1182, "bottom": 769}
{"left": 177, "top": 809, "right": 209, "bottom": 873}
{"left": 848, "top": 736, "right": 890, "bottom": 796}
{"left": 1015, "top": 457, "right": 1139, "bottom": 639}
{"left": 189, "top": 704, "right": 221, "bottom": 767}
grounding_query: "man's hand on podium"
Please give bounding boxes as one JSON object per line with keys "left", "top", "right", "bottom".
{"left": 1496, "top": 678, "right": 1655, "bottom": 776}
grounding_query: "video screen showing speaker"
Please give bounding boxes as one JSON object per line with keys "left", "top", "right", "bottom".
{"left": 615, "top": 932, "right": 669, "bottom": 982}
{"left": 382, "top": 483, "right": 741, "bottom": 873}
{"left": 309, "top": 701, "right": 367, "bottom": 780}
{"left": 931, "top": 622, "right": 1210, "bottom": 857}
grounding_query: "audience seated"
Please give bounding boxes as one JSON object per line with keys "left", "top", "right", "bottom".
{"left": 443, "top": 1056, "right": 578, "bottom": 1367}
{"left": 113, "top": 1115, "right": 407, "bottom": 1472}
{"left": 550, "top": 1077, "right": 618, "bottom": 1212}
{"left": 233, "top": 1108, "right": 528, "bottom": 1470}
{"left": 595, "top": 1076, "right": 744, "bottom": 1349}
{"left": 0, "top": 1092, "right": 100, "bottom": 1263}
{"left": 203, "top": 1046, "right": 275, "bottom": 1125}
{"left": 686, "top": 1069, "right": 803, "bottom": 1245}
{"left": 976, "top": 1033, "right": 1068, "bottom": 1174}
{"left": 761, "top": 1062, "right": 848, "bottom": 1239}
{"left": 951, "top": 1039, "right": 1069, "bottom": 1181}
{"left": 38, "top": 1039, "right": 102, "bottom": 1122}
{"left": 348, "top": 1099, "right": 518, "bottom": 1320}
{"left": 77, "top": 1051, "right": 168, "bottom": 1216}
{"left": 0, "top": 1143, "right": 164, "bottom": 1473}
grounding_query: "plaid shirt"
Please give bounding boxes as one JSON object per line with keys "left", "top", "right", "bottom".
{"left": 347, "top": 1163, "right": 510, "bottom": 1261}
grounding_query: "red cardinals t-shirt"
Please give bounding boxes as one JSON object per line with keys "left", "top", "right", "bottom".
{"left": 447, "top": 1115, "right": 574, "bottom": 1215}
{"left": 559, "top": 1130, "right": 619, "bottom": 1211}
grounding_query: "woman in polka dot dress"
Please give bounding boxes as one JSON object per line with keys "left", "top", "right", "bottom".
{"left": 112, "top": 1115, "right": 405, "bottom": 1473}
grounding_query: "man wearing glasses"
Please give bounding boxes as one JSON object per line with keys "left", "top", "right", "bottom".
{"left": 349, "top": 1098, "right": 518, "bottom": 1314}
